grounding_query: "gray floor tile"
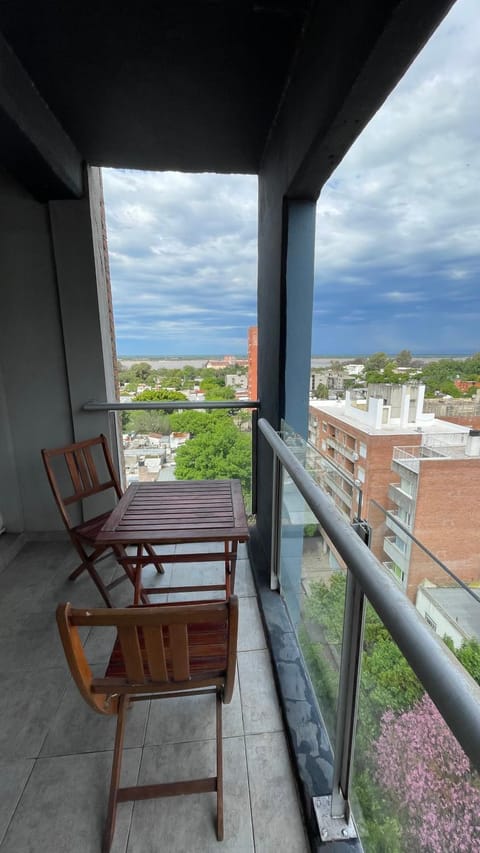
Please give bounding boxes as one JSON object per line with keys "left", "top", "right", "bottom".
{"left": 246, "top": 731, "right": 309, "bottom": 853}
{"left": 0, "top": 611, "right": 69, "bottom": 672}
{"left": 0, "top": 667, "right": 68, "bottom": 759}
{"left": 126, "top": 737, "right": 253, "bottom": 852}
{"left": 0, "top": 749, "right": 141, "bottom": 853}
{"left": 0, "top": 759, "right": 34, "bottom": 845}
{"left": 238, "top": 595, "right": 266, "bottom": 651}
{"left": 145, "top": 671, "right": 243, "bottom": 746}
{"left": 238, "top": 649, "right": 283, "bottom": 734}
{"left": 174, "top": 541, "right": 224, "bottom": 555}
{"left": 233, "top": 558, "right": 256, "bottom": 597}
{"left": 0, "top": 542, "right": 308, "bottom": 852}
{"left": 40, "top": 678, "right": 149, "bottom": 756}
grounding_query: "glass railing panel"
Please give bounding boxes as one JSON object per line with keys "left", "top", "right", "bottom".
{"left": 367, "top": 498, "right": 480, "bottom": 662}
{"left": 118, "top": 405, "right": 254, "bottom": 513}
{"left": 351, "top": 600, "right": 480, "bottom": 853}
{"left": 279, "top": 470, "right": 346, "bottom": 747}
{"left": 280, "top": 422, "right": 362, "bottom": 520}
{"left": 277, "top": 422, "right": 363, "bottom": 747}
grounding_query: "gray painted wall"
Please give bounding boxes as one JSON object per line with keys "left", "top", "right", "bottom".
{"left": 0, "top": 167, "right": 116, "bottom": 533}
{"left": 0, "top": 168, "right": 72, "bottom": 531}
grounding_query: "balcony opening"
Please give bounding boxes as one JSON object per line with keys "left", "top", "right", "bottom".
{"left": 101, "top": 170, "right": 257, "bottom": 504}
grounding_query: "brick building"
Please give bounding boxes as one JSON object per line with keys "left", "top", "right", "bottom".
{"left": 247, "top": 326, "right": 258, "bottom": 400}
{"left": 309, "top": 384, "right": 480, "bottom": 600}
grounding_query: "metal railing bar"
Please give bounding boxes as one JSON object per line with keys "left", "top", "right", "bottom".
{"left": 83, "top": 399, "right": 260, "bottom": 412}
{"left": 258, "top": 417, "right": 480, "bottom": 769}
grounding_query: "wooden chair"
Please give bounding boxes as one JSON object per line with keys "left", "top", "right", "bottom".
{"left": 56, "top": 596, "right": 239, "bottom": 852}
{"left": 42, "top": 435, "right": 163, "bottom": 606}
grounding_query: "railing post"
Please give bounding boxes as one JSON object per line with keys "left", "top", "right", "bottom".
{"left": 313, "top": 523, "right": 369, "bottom": 842}
{"left": 270, "top": 452, "right": 282, "bottom": 590}
{"left": 331, "top": 569, "right": 365, "bottom": 813}
{"left": 251, "top": 408, "right": 258, "bottom": 516}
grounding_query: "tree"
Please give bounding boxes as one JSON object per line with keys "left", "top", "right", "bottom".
{"left": 170, "top": 409, "right": 230, "bottom": 436}
{"left": 395, "top": 349, "right": 412, "bottom": 367}
{"left": 375, "top": 695, "right": 480, "bottom": 852}
{"left": 174, "top": 416, "right": 251, "bottom": 504}
{"left": 131, "top": 362, "right": 156, "bottom": 382}
{"left": 134, "top": 389, "right": 187, "bottom": 403}
{"left": 313, "top": 383, "right": 329, "bottom": 399}
{"left": 129, "top": 410, "right": 171, "bottom": 434}
{"left": 204, "top": 385, "right": 236, "bottom": 401}
{"left": 364, "top": 352, "right": 390, "bottom": 373}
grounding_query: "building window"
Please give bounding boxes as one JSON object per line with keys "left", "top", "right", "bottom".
{"left": 359, "top": 442, "right": 367, "bottom": 458}
{"left": 357, "top": 466, "right": 365, "bottom": 483}
{"left": 424, "top": 614, "right": 437, "bottom": 631}
{"left": 322, "top": 421, "right": 327, "bottom": 432}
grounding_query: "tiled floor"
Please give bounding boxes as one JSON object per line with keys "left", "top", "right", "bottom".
{"left": 0, "top": 540, "right": 309, "bottom": 853}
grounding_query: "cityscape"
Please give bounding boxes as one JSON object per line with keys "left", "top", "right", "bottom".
{"left": 115, "top": 343, "right": 480, "bottom": 848}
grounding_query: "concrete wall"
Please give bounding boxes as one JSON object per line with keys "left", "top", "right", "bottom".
{"left": 0, "top": 168, "right": 72, "bottom": 531}
{"left": 0, "top": 167, "right": 115, "bottom": 533}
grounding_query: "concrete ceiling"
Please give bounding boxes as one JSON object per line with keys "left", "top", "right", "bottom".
{"left": 0, "top": 0, "right": 456, "bottom": 199}
{"left": 0, "top": 0, "right": 310, "bottom": 175}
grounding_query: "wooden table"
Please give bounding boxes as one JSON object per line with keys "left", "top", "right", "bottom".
{"left": 95, "top": 479, "right": 249, "bottom": 604}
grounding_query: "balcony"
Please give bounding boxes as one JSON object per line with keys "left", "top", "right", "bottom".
{"left": 0, "top": 3, "right": 475, "bottom": 849}
{"left": 0, "top": 538, "right": 308, "bottom": 852}
{"left": 388, "top": 482, "right": 415, "bottom": 510}
{"left": 385, "top": 509, "right": 411, "bottom": 536}
{"left": 326, "top": 436, "right": 358, "bottom": 463}
{"left": 392, "top": 445, "right": 446, "bottom": 474}
{"left": 383, "top": 535, "right": 410, "bottom": 573}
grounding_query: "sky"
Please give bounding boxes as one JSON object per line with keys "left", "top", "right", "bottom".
{"left": 103, "top": 0, "right": 479, "bottom": 358}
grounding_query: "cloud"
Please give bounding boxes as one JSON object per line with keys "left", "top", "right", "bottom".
{"left": 311, "top": 0, "right": 480, "bottom": 354}
{"left": 103, "top": 170, "right": 258, "bottom": 354}
{"left": 103, "top": 0, "right": 479, "bottom": 357}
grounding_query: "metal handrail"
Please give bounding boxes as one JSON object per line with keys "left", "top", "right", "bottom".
{"left": 83, "top": 399, "right": 259, "bottom": 513}
{"left": 258, "top": 417, "right": 480, "bottom": 770}
{"left": 83, "top": 399, "right": 260, "bottom": 411}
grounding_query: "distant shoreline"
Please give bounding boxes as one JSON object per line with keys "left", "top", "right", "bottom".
{"left": 118, "top": 353, "right": 472, "bottom": 366}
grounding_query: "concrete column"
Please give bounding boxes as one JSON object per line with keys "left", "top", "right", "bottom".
{"left": 284, "top": 200, "right": 316, "bottom": 437}
{"left": 49, "top": 168, "right": 117, "bottom": 448}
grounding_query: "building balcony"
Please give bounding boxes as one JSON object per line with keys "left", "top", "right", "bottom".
{"left": 383, "top": 535, "right": 410, "bottom": 573}
{"left": 326, "top": 436, "right": 358, "bottom": 463}
{"left": 323, "top": 471, "right": 354, "bottom": 508}
{"left": 391, "top": 444, "right": 446, "bottom": 475}
{"left": 385, "top": 509, "right": 411, "bottom": 536}
{"left": 388, "top": 482, "right": 415, "bottom": 511}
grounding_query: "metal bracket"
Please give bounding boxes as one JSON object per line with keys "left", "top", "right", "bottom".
{"left": 352, "top": 518, "right": 371, "bottom": 547}
{"left": 313, "top": 795, "right": 358, "bottom": 843}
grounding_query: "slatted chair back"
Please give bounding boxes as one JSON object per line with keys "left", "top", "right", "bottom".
{"left": 56, "top": 597, "right": 239, "bottom": 849}
{"left": 56, "top": 598, "right": 238, "bottom": 713}
{"left": 41, "top": 434, "right": 122, "bottom": 532}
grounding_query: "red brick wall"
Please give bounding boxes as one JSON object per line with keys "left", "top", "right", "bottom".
{"left": 407, "top": 458, "right": 480, "bottom": 599}
{"left": 248, "top": 326, "right": 258, "bottom": 400}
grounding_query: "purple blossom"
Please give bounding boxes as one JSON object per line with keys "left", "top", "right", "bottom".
{"left": 374, "top": 695, "right": 480, "bottom": 852}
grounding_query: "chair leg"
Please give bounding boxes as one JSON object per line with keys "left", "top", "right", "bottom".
{"left": 69, "top": 561, "right": 88, "bottom": 581}
{"left": 216, "top": 690, "right": 224, "bottom": 841}
{"left": 86, "top": 562, "right": 114, "bottom": 608}
{"left": 144, "top": 543, "right": 165, "bottom": 574}
{"left": 103, "top": 696, "right": 129, "bottom": 853}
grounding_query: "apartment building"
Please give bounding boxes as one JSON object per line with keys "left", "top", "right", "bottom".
{"left": 309, "top": 384, "right": 480, "bottom": 599}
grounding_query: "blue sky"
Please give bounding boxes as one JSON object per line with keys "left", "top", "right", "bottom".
{"left": 103, "top": 0, "right": 479, "bottom": 358}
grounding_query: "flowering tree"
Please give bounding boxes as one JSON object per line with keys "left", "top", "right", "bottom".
{"left": 375, "top": 695, "right": 480, "bottom": 853}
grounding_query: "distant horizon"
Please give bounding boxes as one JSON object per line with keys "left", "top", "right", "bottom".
{"left": 118, "top": 351, "right": 475, "bottom": 361}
